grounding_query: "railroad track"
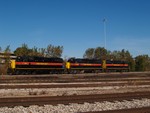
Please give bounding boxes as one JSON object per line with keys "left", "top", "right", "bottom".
{"left": 0, "top": 91, "right": 150, "bottom": 107}
{"left": 1, "top": 76, "right": 150, "bottom": 83}
{"left": 80, "top": 107, "right": 150, "bottom": 113}
{"left": 0, "top": 81, "right": 150, "bottom": 89}
{"left": 0, "top": 72, "right": 150, "bottom": 84}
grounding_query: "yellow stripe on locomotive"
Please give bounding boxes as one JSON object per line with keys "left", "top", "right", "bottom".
{"left": 10, "top": 60, "right": 16, "bottom": 69}
{"left": 66, "top": 62, "right": 70, "bottom": 69}
{"left": 102, "top": 60, "right": 106, "bottom": 69}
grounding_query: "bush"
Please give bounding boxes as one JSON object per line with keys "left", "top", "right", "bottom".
{"left": 0, "top": 64, "right": 8, "bottom": 75}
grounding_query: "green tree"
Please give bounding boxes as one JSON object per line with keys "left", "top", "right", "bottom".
{"left": 94, "top": 47, "right": 107, "bottom": 59}
{"left": 4, "top": 45, "right": 11, "bottom": 64}
{"left": 135, "top": 55, "right": 150, "bottom": 71}
{"left": 83, "top": 47, "right": 107, "bottom": 59}
{"left": 109, "top": 49, "right": 130, "bottom": 61}
{"left": 29, "top": 46, "right": 43, "bottom": 56}
{"left": 14, "top": 44, "right": 63, "bottom": 58}
{"left": 46, "top": 44, "right": 54, "bottom": 57}
{"left": 0, "top": 45, "right": 11, "bottom": 75}
{"left": 14, "top": 43, "right": 29, "bottom": 56}
{"left": 38, "top": 48, "right": 46, "bottom": 57}
{"left": 46, "top": 44, "right": 63, "bottom": 57}
{"left": 83, "top": 48, "right": 95, "bottom": 58}
{"left": 53, "top": 46, "right": 63, "bottom": 57}
{"left": 122, "top": 50, "right": 135, "bottom": 71}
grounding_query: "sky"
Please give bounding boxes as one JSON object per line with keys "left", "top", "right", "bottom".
{"left": 0, "top": 0, "right": 150, "bottom": 58}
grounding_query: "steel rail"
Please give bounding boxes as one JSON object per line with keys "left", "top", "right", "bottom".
{"left": 0, "top": 81, "right": 150, "bottom": 89}
{"left": 1, "top": 77, "right": 150, "bottom": 83}
{"left": 0, "top": 91, "right": 150, "bottom": 107}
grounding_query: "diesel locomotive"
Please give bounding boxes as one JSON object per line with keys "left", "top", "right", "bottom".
{"left": 8, "top": 56, "right": 64, "bottom": 75}
{"left": 8, "top": 56, "right": 129, "bottom": 75}
{"left": 66, "top": 58, "right": 129, "bottom": 73}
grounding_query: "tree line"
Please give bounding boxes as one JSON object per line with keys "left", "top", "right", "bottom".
{"left": 0, "top": 45, "right": 150, "bottom": 72}
{"left": 0, "top": 44, "right": 63, "bottom": 58}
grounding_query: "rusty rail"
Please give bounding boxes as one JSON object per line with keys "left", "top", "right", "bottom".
{"left": 0, "top": 91, "right": 150, "bottom": 107}
{"left": 0, "top": 81, "right": 150, "bottom": 89}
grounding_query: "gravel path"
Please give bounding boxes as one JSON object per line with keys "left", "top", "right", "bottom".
{"left": 0, "top": 98, "right": 150, "bottom": 113}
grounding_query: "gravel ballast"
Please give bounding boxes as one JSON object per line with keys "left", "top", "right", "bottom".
{"left": 0, "top": 85, "right": 150, "bottom": 97}
{"left": 0, "top": 98, "right": 150, "bottom": 113}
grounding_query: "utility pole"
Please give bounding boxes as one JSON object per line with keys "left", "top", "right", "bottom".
{"left": 103, "top": 18, "right": 107, "bottom": 49}
{"left": 102, "top": 18, "right": 107, "bottom": 71}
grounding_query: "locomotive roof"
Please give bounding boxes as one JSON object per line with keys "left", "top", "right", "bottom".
{"left": 16, "top": 56, "right": 63, "bottom": 62}
{"left": 68, "top": 58, "right": 102, "bottom": 63}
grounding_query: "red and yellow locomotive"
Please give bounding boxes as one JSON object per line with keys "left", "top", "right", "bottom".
{"left": 8, "top": 56, "right": 129, "bottom": 75}
{"left": 8, "top": 56, "right": 64, "bottom": 74}
{"left": 66, "top": 58, "right": 129, "bottom": 73}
